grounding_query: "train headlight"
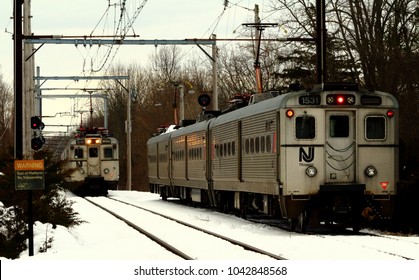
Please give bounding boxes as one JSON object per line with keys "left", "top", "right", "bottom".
{"left": 103, "top": 168, "right": 110, "bottom": 174}
{"left": 305, "top": 166, "right": 317, "bottom": 177}
{"left": 365, "top": 166, "right": 377, "bottom": 177}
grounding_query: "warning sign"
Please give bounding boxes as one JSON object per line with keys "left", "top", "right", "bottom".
{"left": 15, "top": 160, "right": 45, "bottom": 190}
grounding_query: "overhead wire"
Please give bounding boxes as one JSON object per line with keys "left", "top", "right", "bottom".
{"left": 88, "top": 0, "right": 149, "bottom": 74}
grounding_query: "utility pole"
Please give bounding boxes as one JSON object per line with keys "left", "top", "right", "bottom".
{"left": 14, "top": 0, "right": 23, "bottom": 160}
{"left": 316, "top": 0, "right": 326, "bottom": 84}
{"left": 254, "top": 4, "right": 262, "bottom": 93}
{"left": 179, "top": 84, "right": 184, "bottom": 123}
{"left": 23, "top": 0, "right": 35, "bottom": 158}
{"left": 243, "top": 6, "right": 277, "bottom": 94}
{"left": 126, "top": 80, "right": 132, "bottom": 191}
{"left": 211, "top": 34, "right": 218, "bottom": 110}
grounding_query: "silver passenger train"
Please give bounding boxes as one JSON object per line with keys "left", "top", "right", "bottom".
{"left": 147, "top": 83, "right": 399, "bottom": 231}
{"left": 61, "top": 127, "right": 119, "bottom": 196}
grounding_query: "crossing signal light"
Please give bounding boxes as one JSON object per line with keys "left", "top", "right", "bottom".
{"left": 31, "top": 136, "right": 45, "bottom": 151}
{"left": 31, "top": 116, "right": 45, "bottom": 130}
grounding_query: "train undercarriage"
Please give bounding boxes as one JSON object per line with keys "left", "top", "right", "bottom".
{"left": 150, "top": 183, "right": 394, "bottom": 233}
{"left": 66, "top": 176, "right": 118, "bottom": 197}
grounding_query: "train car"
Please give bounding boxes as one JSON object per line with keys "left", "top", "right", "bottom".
{"left": 61, "top": 127, "right": 119, "bottom": 196}
{"left": 148, "top": 128, "right": 172, "bottom": 198}
{"left": 170, "top": 121, "right": 212, "bottom": 204}
{"left": 148, "top": 83, "right": 399, "bottom": 232}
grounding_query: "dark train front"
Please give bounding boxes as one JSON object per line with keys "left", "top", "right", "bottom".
{"left": 61, "top": 127, "right": 119, "bottom": 196}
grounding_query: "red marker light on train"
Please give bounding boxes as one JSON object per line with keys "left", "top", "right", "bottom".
{"left": 387, "top": 110, "right": 394, "bottom": 118}
{"left": 337, "top": 96, "right": 345, "bottom": 104}
{"left": 286, "top": 109, "right": 294, "bottom": 118}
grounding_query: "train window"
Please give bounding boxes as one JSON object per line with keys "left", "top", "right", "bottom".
{"left": 89, "top": 148, "right": 98, "bottom": 158}
{"left": 245, "top": 138, "right": 250, "bottom": 154}
{"left": 250, "top": 138, "right": 255, "bottom": 154}
{"left": 74, "top": 148, "right": 84, "bottom": 159}
{"left": 104, "top": 147, "right": 113, "bottom": 158}
{"left": 365, "top": 116, "right": 386, "bottom": 140}
{"left": 228, "top": 142, "right": 231, "bottom": 156}
{"left": 232, "top": 141, "right": 235, "bottom": 156}
{"left": 330, "top": 116, "right": 349, "bottom": 137}
{"left": 296, "top": 116, "right": 315, "bottom": 139}
{"left": 266, "top": 135, "right": 272, "bottom": 152}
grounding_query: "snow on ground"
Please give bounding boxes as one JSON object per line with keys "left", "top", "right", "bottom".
{"left": 2, "top": 190, "right": 419, "bottom": 280}
{"left": 8, "top": 190, "right": 419, "bottom": 260}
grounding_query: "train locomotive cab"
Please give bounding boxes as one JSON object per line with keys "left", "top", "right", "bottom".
{"left": 279, "top": 83, "right": 398, "bottom": 231}
{"left": 62, "top": 128, "right": 119, "bottom": 196}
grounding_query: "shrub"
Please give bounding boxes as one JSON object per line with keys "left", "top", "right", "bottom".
{"left": 0, "top": 149, "right": 83, "bottom": 259}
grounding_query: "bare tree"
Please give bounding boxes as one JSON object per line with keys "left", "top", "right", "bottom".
{"left": 149, "top": 45, "right": 182, "bottom": 84}
{"left": 0, "top": 75, "right": 13, "bottom": 156}
{"left": 269, "top": 0, "right": 419, "bottom": 178}
{"left": 269, "top": 0, "right": 418, "bottom": 91}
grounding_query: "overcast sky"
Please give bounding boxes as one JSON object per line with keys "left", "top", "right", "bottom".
{"left": 1, "top": 0, "right": 281, "bottom": 133}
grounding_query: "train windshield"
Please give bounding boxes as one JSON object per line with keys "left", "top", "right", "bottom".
{"left": 89, "top": 148, "right": 98, "bottom": 158}
{"left": 104, "top": 147, "right": 113, "bottom": 158}
{"left": 330, "top": 116, "right": 349, "bottom": 137}
{"left": 296, "top": 116, "right": 315, "bottom": 139}
{"left": 365, "top": 116, "right": 386, "bottom": 140}
{"left": 74, "top": 148, "right": 83, "bottom": 159}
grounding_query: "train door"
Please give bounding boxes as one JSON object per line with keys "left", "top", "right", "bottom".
{"left": 325, "top": 111, "right": 356, "bottom": 183}
{"left": 87, "top": 146, "right": 101, "bottom": 176}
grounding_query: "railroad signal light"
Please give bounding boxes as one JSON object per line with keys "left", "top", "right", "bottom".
{"left": 31, "top": 116, "right": 45, "bottom": 150}
{"left": 31, "top": 136, "right": 45, "bottom": 151}
{"left": 31, "top": 116, "right": 45, "bottom": 130}
{"left": 198, "top": 94, "right": 211, "bottom": 107}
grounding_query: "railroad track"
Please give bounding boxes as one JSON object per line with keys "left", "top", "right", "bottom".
{"left": 84, "top": 196, "right": 287, "bottom": 260}
{"left": 249, "top": 216, "right": 419, "bottom": 260}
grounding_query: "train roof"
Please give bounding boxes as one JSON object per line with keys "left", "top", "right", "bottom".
{"left": 210, "top": 90, "right": 292, "bottom": 127}
{"left": 147, "top": 129, "right": 172, "bottom": 145}
{"left": 147, "top": 83, "right": 399, "bottom": 142}
{"left": 170, "top": 120, "right": 210, "bottom": 138}
{"left": 210, "top": 85, "right": 399, "bottom": 127}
